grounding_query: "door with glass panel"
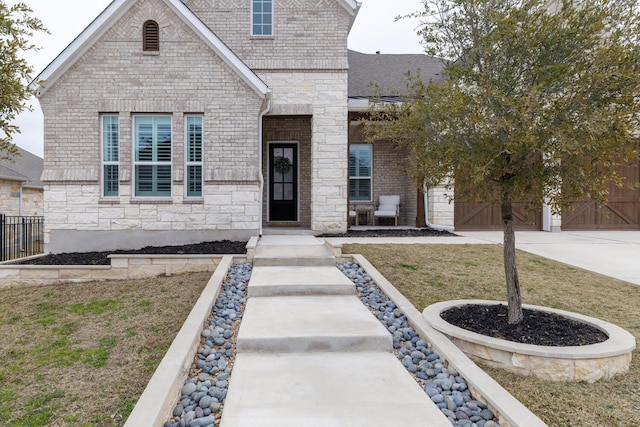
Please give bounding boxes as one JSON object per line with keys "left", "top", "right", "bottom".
{"left": 269, "top": 144, "right": 297, "bottom": 222}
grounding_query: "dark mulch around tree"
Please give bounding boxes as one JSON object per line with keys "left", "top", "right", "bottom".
{"left": 16, "top": 240, "right": 248, "bottom": 266}
{"left": 320, "top": 227, "right": 455, "bottom": 238}
{"left": 441, "top": 303, "right": 608, "bottom": 346}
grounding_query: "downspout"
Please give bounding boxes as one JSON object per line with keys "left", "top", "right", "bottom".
{"left": 423, "top": 183, "right": 455, "bottom": 232}
{"left": 258, "top": 90, "right": 273, "bottom": 237}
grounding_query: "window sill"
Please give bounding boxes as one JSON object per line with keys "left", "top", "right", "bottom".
{"left": 99, "top": 198, "right": 120, "bottom": 205}
{"left": 250, "top": 35, "right": 275, "bottom": 40}
{"left": 183, "top": 198, "right": 204, "bottom": 204}
{"left": 142, "top": 51, "right": 160, "bottom": 56}
{"left": 130, "top": 198, "right": 173, "bottom": 204}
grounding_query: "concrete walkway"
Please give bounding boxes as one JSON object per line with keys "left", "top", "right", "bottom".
{"left": 220, "top": 235, "right": 450, "bottom": 427}
{"left": 327, "top": 230, "right": 640, "bottom": 286}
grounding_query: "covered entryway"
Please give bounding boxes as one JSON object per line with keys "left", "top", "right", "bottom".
{"left": 562, "top": 161, "right": 640, "bottom": 230}
{"left": 262, "top": 116, "right": 312, "bottom": 228}
{"left": 268, "top": 143, "right": 298, "bottom": 222}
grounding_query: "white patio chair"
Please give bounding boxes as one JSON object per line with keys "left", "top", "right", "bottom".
{"left": 374, "top": 195, "right": 400, "bottom": 226}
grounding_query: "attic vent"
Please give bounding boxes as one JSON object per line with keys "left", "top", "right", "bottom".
{"left": 143, "top": 20, "right": 159, "bottom": 51}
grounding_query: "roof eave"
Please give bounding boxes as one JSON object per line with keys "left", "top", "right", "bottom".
{"left": 0, "top": 175, "right": 27, "bottom": 182}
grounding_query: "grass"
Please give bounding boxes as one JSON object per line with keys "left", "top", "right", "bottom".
{"left": 343, "top": 243, "right": 640, "bottom": 427}
{"left": 0, "top": 272, "right": 209, "bottom": 426}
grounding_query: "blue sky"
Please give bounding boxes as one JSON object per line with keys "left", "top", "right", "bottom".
{"left": 9, "top": 0, "right": 425, "bottom": 157}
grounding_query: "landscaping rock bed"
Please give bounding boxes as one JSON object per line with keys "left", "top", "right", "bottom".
{"left": 165, "top": 263, "right": 251, "bottom": 427}
{"left": 338, "top": 261, "right": 499, "bottom": 427}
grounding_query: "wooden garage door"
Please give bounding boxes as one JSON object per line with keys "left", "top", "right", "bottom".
{"left": 455, "top": 200, "right": 542, "bottom": 230}
{"left": 562, "top": 161, "right": 640, "bottom": 230}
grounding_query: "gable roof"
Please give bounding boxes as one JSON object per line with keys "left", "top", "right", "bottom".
{"left": 348, "top": 50, "right": 445, "bottom": 98}
{"left": 0, "top": 147, "right": 44, "bottom": 189}
{"left": 31, "top": 0, "right": 270, "bottom": 98}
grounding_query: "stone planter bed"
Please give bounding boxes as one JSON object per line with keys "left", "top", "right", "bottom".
{"left": 0, "top": 254, "right": 230, "bottom": 288}
{"left": 423, "top": 300, "right": 636, "bottom": 383}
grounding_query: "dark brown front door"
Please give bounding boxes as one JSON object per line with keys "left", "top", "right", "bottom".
{"left": 269, "top": 144, "right": 298, "bottom": 222}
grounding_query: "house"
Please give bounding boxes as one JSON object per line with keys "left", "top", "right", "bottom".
{"left": 347, "top": 50, "right": 453, "bottom": 230}
{"left": 33, "top": 0, "right": 639, "bottom": 254}
{"left": 33, "top": 0, "right": 359, "bottom": 253}
{"left": 0, "top": 146, "right": 44, "bottom": 217}
{"left": 348, "top": 51, "right": 640, "bottom": 232}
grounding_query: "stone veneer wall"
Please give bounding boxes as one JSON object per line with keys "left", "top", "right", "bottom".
{"left": 0, "top": 180, "right": 21, "bottom": 215}
{"left": 38, "top": 0, "right": 265, "bottom": 252}
{"left": 428, "top": 184, "right": 455, "bottom": 227}
{"left": 0, "top": 180, "right": 43, "bottom": 217}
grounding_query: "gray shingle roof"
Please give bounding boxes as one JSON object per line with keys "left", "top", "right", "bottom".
{"left": 0, "top": 147, "right": 44, "bottom": 189}
{"left": 348, "top": 50, "right": 445, "bottom": 98}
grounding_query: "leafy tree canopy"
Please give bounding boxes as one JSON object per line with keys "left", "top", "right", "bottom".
{"left": 0, "top": 1, "right": 46, "bottom": 160}
{"left": 368, "top": 0, "right": 640, "bottom": 214}
{"left": 367, "top": 0, "right": 640, "bottom": 323}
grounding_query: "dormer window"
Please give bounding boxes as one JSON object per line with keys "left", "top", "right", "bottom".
{"left": 252, "top": 0, "right": 273, "bottom": 36}
{"left": 143, "top": 20, "right": 159, "bottom": 51}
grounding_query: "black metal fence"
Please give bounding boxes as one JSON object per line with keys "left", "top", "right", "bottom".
{"left": 0, "top": 215, "right": 44, "bottom": 262}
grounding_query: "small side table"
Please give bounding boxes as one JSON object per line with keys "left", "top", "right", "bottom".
{"left": 355, "top": 204, "right": 374, "bottom": 226}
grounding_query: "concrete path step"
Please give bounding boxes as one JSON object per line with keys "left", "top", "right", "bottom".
{"left": 253, "top": 235, "right": 336, "bottom": 267}
{"left": 237, "top": 295, "right": 391, "bottom": 353}
{"left": 253, "top": 244, "right": 336, "bottom": 267}
{"left": 220, "top": 352, "right": 451, "bottom": 427}
{"left": 248, "top": 266, "right": 355, "bottom": 297}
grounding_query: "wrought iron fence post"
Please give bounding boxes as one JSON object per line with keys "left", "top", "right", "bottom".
{"left": 0, "top": 214, "right": 5, "bottom": 261}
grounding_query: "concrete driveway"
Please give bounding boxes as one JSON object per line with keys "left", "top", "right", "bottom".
{"left": 457, "top": 231, "right": 640, "bottom": 286}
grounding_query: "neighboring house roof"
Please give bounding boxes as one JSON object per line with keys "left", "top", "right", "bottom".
{"left": 348, "top": 50, "right": 445, "bottom": 99}
{"left": 30, "top": 0, "right": 270, "bottom": 98}
{"left": 0, "top": 147, "right": 44, "bottom": 190}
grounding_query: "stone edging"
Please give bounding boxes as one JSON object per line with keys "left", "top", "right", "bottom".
{"left": 424, "top": 300, "right": 636, "bottom": 383}
{"left": 348, "top": 254, "right": 547, "bottom": 427}
{"left": 124, "top": 255, "right": 236, "bottom": 427}
{"left": 0, "top": 255, "right": 250, "bottom": 288}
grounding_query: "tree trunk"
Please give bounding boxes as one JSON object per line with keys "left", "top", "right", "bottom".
{"left": 501, "top": 197, "right": 523, "bottom": 324}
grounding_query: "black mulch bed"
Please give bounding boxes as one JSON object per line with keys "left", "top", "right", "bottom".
{"left": 320, "top": 227, "right": 455, "bottom": 238}
{"left": 16, "top": 228, "right": 452, "bottom": 266}
{"left": 16, "top": 240, "right": 248, "bottom": 266}
{"left": 441, "top": 303, "right": 609, "bottom": 346}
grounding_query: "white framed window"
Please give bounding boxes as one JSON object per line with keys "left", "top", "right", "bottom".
{"left": 349, "top": 144, "right": 372, "bottom": 201}
{"left": 134, "top": 115, "right": 172, "bottom": 197}
{"left": 101, "top": 115, "right": 119, "bottom": 197}
{"left": 185, "top": 115, "right": 203, "bottom": 198}
{"left": 252, "top": 0, "right": 273, "bottom": 36}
